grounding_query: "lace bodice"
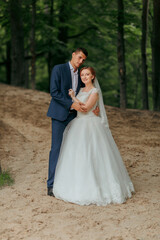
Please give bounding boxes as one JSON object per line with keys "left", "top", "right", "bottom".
{"left": 76, "top": 88, "right": 98, "bottom": 118}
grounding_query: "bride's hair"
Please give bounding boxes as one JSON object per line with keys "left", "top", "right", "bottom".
{"left": 80, "top": 67, "right": 96, "bottom": 83}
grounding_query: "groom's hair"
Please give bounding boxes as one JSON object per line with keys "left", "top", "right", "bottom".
{"left": 74, "top": 47, "right": 88, "bottom": 57}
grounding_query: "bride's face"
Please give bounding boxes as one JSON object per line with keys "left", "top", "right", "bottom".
{"left": 80, "top": 69, "right": 94, "bottom": 85}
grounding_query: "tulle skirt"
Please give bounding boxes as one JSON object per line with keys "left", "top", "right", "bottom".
{"left": 53, "top": 115, "right": 134, "bottom": 206}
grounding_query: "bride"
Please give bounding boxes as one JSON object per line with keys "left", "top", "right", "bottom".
{"left": 53, "top": 66, "right": 135, "bottom": 206}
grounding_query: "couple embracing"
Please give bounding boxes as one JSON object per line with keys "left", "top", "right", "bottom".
{"left": 47, "top": 47, "right": 134, "bottom": 206}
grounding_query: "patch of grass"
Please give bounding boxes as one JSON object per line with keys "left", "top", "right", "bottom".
{"left": 0, "top": 171, "right": 14, "bottom": 188}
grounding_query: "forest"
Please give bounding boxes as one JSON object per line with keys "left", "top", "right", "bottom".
{"left": 0, "top": 0, "right": 160, "bottom": 111}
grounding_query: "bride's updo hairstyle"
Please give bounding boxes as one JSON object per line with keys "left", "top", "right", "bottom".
{"left": 80, "top": 67, "right": 96, "bottom": 83}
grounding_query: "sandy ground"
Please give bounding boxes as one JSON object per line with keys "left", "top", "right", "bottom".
{"left": 0, "top": 83, "right": 160, "bottom": 240}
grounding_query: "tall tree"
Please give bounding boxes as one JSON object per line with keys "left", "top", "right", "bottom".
{"left": 117, "top": 0, "right": 127, "bottom": 109}
{"left": 10, "top": 0, "right": 25, "bottom": 86}
{"left": 30, "top": 0, "right": 36, "bottom": 89}
{"left": 56, "top": 0, "right": 69, "bottom": 64}
{"left": 6, "top": 41, "right": 11, "bottom": 84}
{"left": 141, "top": 0, "right": 149, "bottom": 109}
{"left": 151, "top": 0, "right": 160, "bottom": 110}
{"left": 47, "top": 0, "right": 54, "bottom": 84}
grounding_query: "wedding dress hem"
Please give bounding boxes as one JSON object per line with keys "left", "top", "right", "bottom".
{"left": 53, "top": 182, "right": 134, "bottom": 206}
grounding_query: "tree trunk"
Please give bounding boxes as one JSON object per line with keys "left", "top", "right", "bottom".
{"left": 24, "top": 49, "right": 30, "bottom": 88}
{"left": 6, "top": 41, "right": 11, "bottom": 85}
{"left": 47, "top": 0, "right": 69, "bottom": 90}
{"left": 117, "top": 0, "right": 127, "bottom": 109}
{"left": 56, "top": 0, "right": 69, "bottom": 65}
{"left": 141, "top": 0, "right": 149, "bottom": 109}
{"left": 47, "top": 0, "right": 54, "bottom": 90}
{"left": 134, "top": 58, "right": 141, "bottom": 109}
{"left": 151, "top": 0, "right": 160, "bottom": 111}
{"left": 30, "top": 0, "right": 36, "bottom": 89}
{"left": 10, "top": 0, "right": 25, "bottom": 86}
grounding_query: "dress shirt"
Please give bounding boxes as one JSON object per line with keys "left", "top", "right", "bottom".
{"left": 69, "top": 61, "right": 78, "bottom": 95}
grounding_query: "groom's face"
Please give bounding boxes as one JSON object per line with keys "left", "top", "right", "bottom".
{"left": 71, "top": 51, "right": 87, "bottom": 70}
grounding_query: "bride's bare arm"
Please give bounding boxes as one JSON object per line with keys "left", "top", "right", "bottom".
{"left": 83, "top": 93, "right": 98, "bottom": 112}
{"left": 68, "top": 89, "right": 81, "bottom": 103}
{"left": 69, "top": 89, "right": 98, "bottom": 113}
{"left": 69, "top": 89, "right": 87, "bottom": 112}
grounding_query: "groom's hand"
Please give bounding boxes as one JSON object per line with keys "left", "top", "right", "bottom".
{"left": 92, "top": 106, "right": 100, "bottom": 116}
{"left": 71, "top": 102, "right": 87, "bottom": 112}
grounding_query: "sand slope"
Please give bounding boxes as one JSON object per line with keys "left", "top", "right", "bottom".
{"left": 0, "top": 83, "right": 160, "bottom": 240}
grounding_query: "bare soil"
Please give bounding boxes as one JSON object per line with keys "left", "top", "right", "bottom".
{"left": 0, "top": 83, "right": 160, "bottom": 240}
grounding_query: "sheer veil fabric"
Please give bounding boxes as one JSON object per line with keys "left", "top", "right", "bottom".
{"left": 94, "top": 77, "right": 109, "bottom": 128}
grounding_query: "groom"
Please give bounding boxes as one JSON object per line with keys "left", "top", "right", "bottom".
{"left": 47, "top": 47, "right": 89, "bottom": 196}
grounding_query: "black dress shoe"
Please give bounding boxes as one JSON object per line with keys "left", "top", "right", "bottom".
{"left": 47, "top": 187, "right": 55, "bottom": 197}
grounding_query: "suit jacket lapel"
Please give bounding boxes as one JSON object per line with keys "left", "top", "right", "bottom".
{"left": 65, "top": 62, "right": 72, "bottom": 89}
{"left": 76, "top": 73, "right": 81, "bottom": 95}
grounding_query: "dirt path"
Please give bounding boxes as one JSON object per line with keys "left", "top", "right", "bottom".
{"left": 0, "top": 83, "right": 160, "bottom": 240}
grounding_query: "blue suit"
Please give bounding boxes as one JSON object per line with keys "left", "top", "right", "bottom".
{"left": 47, "top": 62, "right": 83, "bottom": 188}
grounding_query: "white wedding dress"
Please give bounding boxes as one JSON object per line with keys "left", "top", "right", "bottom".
{"left": 53, "top": 87, "right": 134, "bottom": 206}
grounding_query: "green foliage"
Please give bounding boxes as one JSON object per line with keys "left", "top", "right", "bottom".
{"left": 0, "top": 0, "right": 154, "bottom": 109}
{"left": 0, "top": 171, "right": 14, "bottom": 188}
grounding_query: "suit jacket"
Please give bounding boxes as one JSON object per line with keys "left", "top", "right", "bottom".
{"left": 47, "top": 62, "right": 83, "bottom": 121}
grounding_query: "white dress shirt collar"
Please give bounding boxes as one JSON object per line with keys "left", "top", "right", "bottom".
{"left": 69, "top": 61, "right": 78, "bottom": 74}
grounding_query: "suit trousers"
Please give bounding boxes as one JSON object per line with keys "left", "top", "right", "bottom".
{"left": 47, "top": 112, "right": 76, "bottom": 188}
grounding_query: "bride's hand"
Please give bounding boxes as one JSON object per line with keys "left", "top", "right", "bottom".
{"left": 68, "top": 89, "right": 75, "bottom": 98}
{"left": 71, "top": 102, "right": 87, "bottom": 112}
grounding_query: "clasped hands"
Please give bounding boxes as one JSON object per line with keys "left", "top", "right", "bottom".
{"left": 71, "top": 102, "right": 87, "bottom": 113}
{"left": 69, "top": 89, "right": 99, "bottom": 115}
{"left": 69, "top": 89, "right": 86, "bottom": 112}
